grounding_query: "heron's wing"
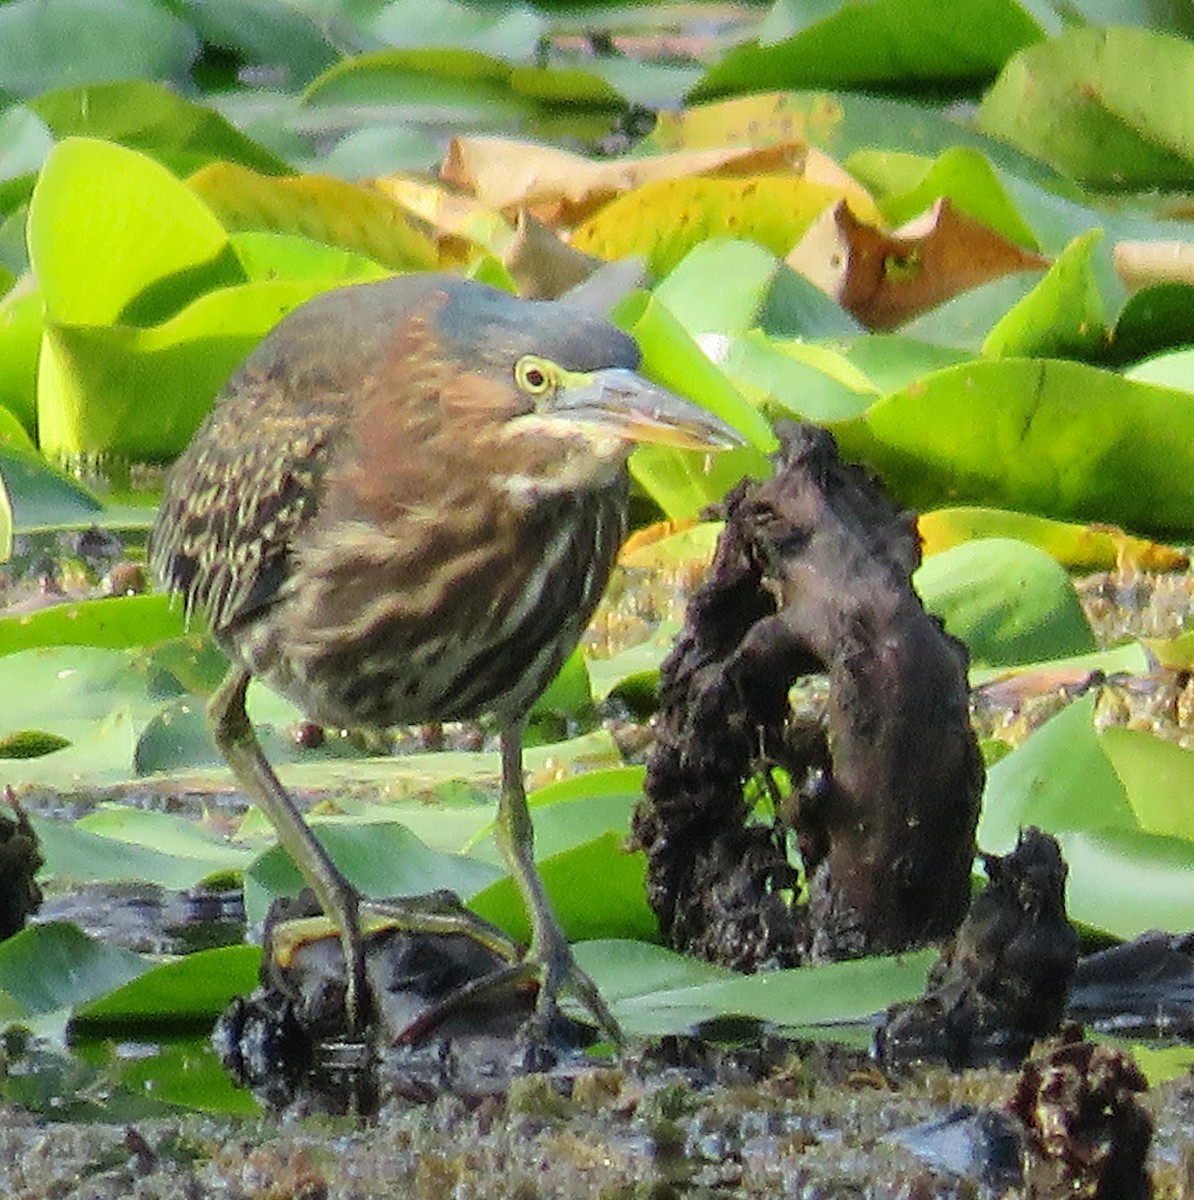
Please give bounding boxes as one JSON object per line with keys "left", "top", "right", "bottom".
{"left": 150, "top": 366, "right": 345, "bottom": 634}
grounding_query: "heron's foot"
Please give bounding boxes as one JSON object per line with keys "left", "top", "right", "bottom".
{"left": 527, "top": 925, "right": 624, "bottom": 1049}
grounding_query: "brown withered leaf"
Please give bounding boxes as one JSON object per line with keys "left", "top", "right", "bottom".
{"left": 788, "top": 198, "right": 1049, "bottom": 329}
{"left": 441, "top": 134, "right": 806, "bottom": 226}
{"left": 971, "top": 664, "right": 1108, "bottom": 711}
{"left": 505, "top": 210, "right": 606, "bottom": 299}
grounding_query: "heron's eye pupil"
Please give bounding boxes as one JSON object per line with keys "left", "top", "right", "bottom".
{"left": 526, "top": 368, "right": 546, "bottom": 389}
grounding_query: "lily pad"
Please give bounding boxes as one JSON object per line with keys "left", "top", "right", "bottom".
{"left": 982, "top": 229, "right": 1109, "bottom": 360}
{"left": 74, "top": 944, "right": 261, "bottom": 1029}
{"left": 580, "top": 940, "right": 935, "bottom": 1038}
{"left": 245, "top": 822, "right": 503, "bottom": 926}
{"left": 691, "top": 0, "right": 1045, "bottom": 98}
{"left": 832, "top": 358, "right": 1194, "bottom": 537}
{"left": 980, "top": 25, "right": 1194, "bottom": 188}
{"left": 470, "top": 831, "right": 657, "bottom": 944}
{"left": 0, "top": 594, "right": 183, "bottom": 658}
{"left": 0, "top": 921, "right": 147, "bottom": 1018}
{"left": 913, "top": 537, "right": 1096, "bottom": 668}
{"left": 28, "top": 137, "right": 237, "bottom": 328}
{"left": 0, "top": 0, "right": 197, "bottom": 99}
{"left": 1058, "top": 827, "right": 1194, "bottom": 940}
{"left": 979, "top": 693, "right": 1136, "bottom": 854}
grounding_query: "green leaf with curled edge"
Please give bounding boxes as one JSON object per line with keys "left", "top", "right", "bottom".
{"left": 979, "top": 693, "right": 1136, "bottom": 856}
{"left": 983, "top": 230, "right": 1108, "bottom": 361}
{"left": 850, "top": 146, "right": 1039, "bottom": 250}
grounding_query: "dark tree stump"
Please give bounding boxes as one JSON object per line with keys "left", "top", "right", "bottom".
{"left": 633, "top": 422, "right": 984, "bottom": 968}
{"left": 0, "top": 789, "right": 43, "bottom": 941}
{"left": 878, "top": 828, "right": 1080, "bottom": 1067}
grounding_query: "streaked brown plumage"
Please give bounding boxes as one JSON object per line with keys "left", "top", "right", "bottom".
{"left": 152, "top": 273, "right": 742, "bottom": 1044}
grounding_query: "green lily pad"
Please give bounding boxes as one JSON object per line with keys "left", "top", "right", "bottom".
{"left": 0, "top": 921, "right": 147, "bottom": 1018}
{"left": 982, "top": 230, "right": 1109, "bottom": 360}
{"left": 465, "top": 770, "right": 647, "bottom": 862}
{"left": 978, "top": 693, "right": 1136, "bottom": 854}
{"left": 31, "top": 810, "right": 246, "bottom": 891}
{"left": 0, "top": 594, "right": 184, "bottom": 658}
{"left": 691, "top": 0, "right": 1044, "bottom": 98}
{"left": 368, "top": 0, "right": 544, "bottom": 59}
{"left": 832, "top": 358, "right": 1194, "bottom": 537}
{"left": 0, "top": 281, "right": 44, "bottom": 433}
{"left": 302, "top": 47, "right": 532, "bottom": 131}
{"left": 913, "top": 537, "right": 1096, "bottom": 668}
{"left": 178, "top": 0, "right": 338, "bottom": 89}
{"left": 74, "top": 944, "right": 261, "bottom": 1029}
{"left": 1100, "top": 726, "right": 1194, "bottom": 842}
{"left": 28, "top": 137, "right": 237, "bottom": 328}
{"left": 245, "top": 822, "right": 503, "bottom": 926}
{"left": 1125, "top": 346, "right": 1194, "bottom": 392}
{"left": 230, "top": 231, "right": 389, "bottom": 285}
{"left": 189, "top": 162, "right": 438, "bottom": 273}
{"left": 578, "top": 940, "right": 935, "bottom": 1038}
{"left": 37, "top": 279, "right": 327, "bottom": 460}
{"left": 616, "top": 289, "right": 774, "bottom": 520}
{"left": 979, "top": 25, "right": 1194, "bottom": 189}
{"left": 1058, "top": 827, "right": 1194, "bottom": 940}
{"left": 0, "top": 444, "right": 102, "bottom": 531}
{"left": 470, "top": 830, "right": 657, "bottom": 944}
{"left": 0, "top": 0, "right": 197, "bottom": 99}
{"left": 654, "top": 238, "right": 858, "bottom": 339}
{"left": 1113, "top": 287, "right": 1194, "bottom": 367}
{"left": 720, "top": 330, "right": 880, "bottom": 423}
{"left": 850, "top": 145, "right": 1039, "bottom": 250}
{"left": 29, "top": 80, "right": 290, "bottom": 176}
{"left": 76, "top": 804, "right": 255, "bottom": 869}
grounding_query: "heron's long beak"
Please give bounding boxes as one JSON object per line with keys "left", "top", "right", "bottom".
{"left": 549, "top": 367, "right": 745, "bottom": 452}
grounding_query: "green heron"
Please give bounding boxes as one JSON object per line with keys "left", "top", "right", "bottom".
{"left": 151, "top": 273, "right": 742, "bottom": 1044}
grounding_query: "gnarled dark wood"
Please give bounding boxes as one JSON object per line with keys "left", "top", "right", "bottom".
{"left": 633, "top": 422, "right": 984, "bottom": 968}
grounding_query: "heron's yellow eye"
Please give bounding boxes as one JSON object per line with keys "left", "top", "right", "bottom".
{"left": 515, "top": 356, "right": 554, "bottom": 396}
